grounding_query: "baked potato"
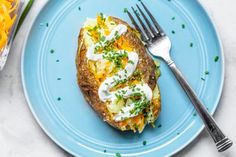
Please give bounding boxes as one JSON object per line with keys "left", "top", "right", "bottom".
{"left": 76, "top": 13, "right": 161, "bottom": 133}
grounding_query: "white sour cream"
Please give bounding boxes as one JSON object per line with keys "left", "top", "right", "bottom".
{"left": 86, "top": 24, "right": 153, "bottom": 121}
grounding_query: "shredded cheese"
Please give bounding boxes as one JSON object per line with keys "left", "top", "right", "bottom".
{"left": 0, "top": 0, "right": 19, "bottom": 52}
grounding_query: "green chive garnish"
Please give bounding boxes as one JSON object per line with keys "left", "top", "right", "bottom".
{"left": 116, "top": 152, "right": 121, "bottom": 157}
{"left": 190, "top": 42, "right": 193, "bottom": 47}
{"left": 143, "top": 141, "right": 147, "bottom": 146}
{"left": 214, "top": 56, "right": 219, "bottom": 62}
{"left": 205, "top": 71, "right": 210, "bottom": 75}
{"left": 50, "top": 49, "right": 54, "bottom": 54}
{"left": 143, "top": 140, "right": 147, "bottom": 146}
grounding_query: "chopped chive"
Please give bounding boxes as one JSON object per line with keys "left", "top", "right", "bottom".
{"left": 104, "top": 150, "right": 107, "bottom": 153}
{"left": 190, "top": 42, "right": 193, "bottom": 47}
{"left": 128, "top": 60, "right": 134, "bottom": 65}
{"left": 123, "top": 8, "right": 128, "bottom": 13}
{"left": 181, "top": 24, "right": 185, "bottom": 29}
{"left": 201, "top": 77, "right": 205, "bottom": 81}
{"left": 50, "top": 49, "right": 54, "bottom": 54}
{"left": 177, "top": 132, "right": 180, "bottom": 135}
{"left": 157, "top": 124, "right": 162, "bottom": 128}
{"left": 57, "top": 97, "right": 61, "bottom": 101}
{"left": 193, "top": 113, "right": 197, "bottom": 117}
{"left": 46, "top": 23, "right": 49, "bottom": 27}
{"left": 56, "top": 59, "right": 59, "bottom": 62}
{"left": 116, "top": 152, "right": 121, "bottom": 157}
{"left": 78, "top": 6, "right": 81, "bottom": 11}
{"left": 205, "top": 71, "right": 210, "bottom": 75}
{"left": 142, "top": 140, "right": 147, "bottom": 146}
{"left": 171, "top": 16, "right": 175, "bottom": 20}
{"left": 100, "top": 36, "right": 106, "bottom": 42}
{"left": 57, "top": 78, "right": 61, "bottom": 80}
{"left": 171, "top": 30, "right": 175, "bottom": 34}
{"left": 214, "top": 56, "right": 219, "bottom": 62}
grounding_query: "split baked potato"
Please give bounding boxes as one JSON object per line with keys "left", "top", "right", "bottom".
{"left": 76, "top": 14, "right": 161, "bottom": 133}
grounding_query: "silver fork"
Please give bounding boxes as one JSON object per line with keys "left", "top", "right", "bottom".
{"left": 127, "top": 1, "right": 233, "bottom": 152}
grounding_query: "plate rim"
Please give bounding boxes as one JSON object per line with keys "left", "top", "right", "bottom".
{"left": 20, "top": 0, "right": 225, "bottom": 156}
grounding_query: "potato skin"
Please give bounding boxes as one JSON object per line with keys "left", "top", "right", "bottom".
{"left": 76, "top": 17, "right": 161, "bottom": 132}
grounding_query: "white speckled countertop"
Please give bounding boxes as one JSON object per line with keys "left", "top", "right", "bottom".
{"left": 0, "top": 0, "right": 236, "bottom": 156}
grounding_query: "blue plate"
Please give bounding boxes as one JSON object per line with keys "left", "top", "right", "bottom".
{"left": 21, "top": 0, "right": 224, "bottom": 156}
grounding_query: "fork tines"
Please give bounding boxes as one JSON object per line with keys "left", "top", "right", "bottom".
{"left": 126, "top": 1, "right": 165, "bottom": 43}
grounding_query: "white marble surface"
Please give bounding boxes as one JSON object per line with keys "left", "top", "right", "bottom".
{"left": 0, "top": 0, "right": 236, "bottom": 157}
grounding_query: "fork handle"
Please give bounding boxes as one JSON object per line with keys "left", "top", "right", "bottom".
{"left": 168, "top": 62, "right": 233, "bottom": 152}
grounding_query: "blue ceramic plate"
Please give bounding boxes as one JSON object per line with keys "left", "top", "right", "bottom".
{"left": 21, "top": 0, "right": 224, "bottom": 156}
